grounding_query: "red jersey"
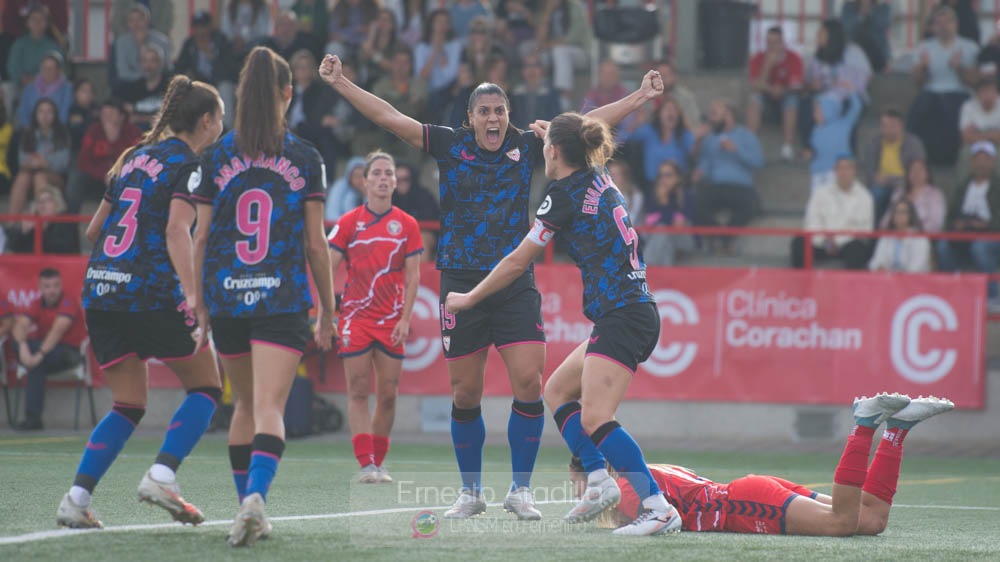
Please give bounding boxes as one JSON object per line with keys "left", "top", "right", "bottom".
{"left": 328, "top": 205, "right": 423, "bottom": 325}
{"left": 25, "top": 292, "right": 86, "bottom": 348}
{"left": 748, "top": 50, "right": 804, "bottom": 90}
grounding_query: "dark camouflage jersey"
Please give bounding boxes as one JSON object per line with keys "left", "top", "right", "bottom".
{"left": 194, "top": 130, "right": 326, "bottom": 317}
{"left": 422, "top": 124, "right": 542, "bottom": 271}
{"left": 82, "top": 137, "right": 199, "bottom": 311}
{"left": 528, "top": 169, "right": 653, "bottom": 321}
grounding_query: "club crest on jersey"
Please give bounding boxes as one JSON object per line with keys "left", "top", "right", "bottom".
{"left": 506, "top": 148, "right": 521, "bottom": 162}
{"left": 187, "top": 166, "right": 202, "bottom": 193}
{"left": 388, "top": 220, "right": 402, "bottom": 235}
{"left": 442, "top": 336, "right": 451, "bottom": 351}
{"left": 342, "top": 336, "right": 349, "bottom": 348}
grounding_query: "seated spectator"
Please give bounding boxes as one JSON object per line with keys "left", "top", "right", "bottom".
{"left": 414, "top": 10, "right": 463, "bottom": 122}
{"left": 222, "top": 0, "right": 272, "bottom": 60}
{"left": 4, "top": 1, "right": 68, "bottom": 43}
{"left": 117, "top": 44, "right": 171, "bottom": 130}
{"left": 610, "top": 159, "right": 644, "bottom": 221}
{"left": 880, "top": 159, "right": 946, "bottom": 233}
{"left": 64, "top": 99, "right": 142, "bottom": 213}
{"left": 927, "top": 0, "right": 979, "bottom": 44}
{"left": 977, "top": 21, "right": 1000, "bottom": 86}
{"left": 841, "top": 0, "right": 891, "bottom": 72}
{"left": 174, "top": 11, "right": 237, "bottom": 129}
{"left": 287, "top": 50, "right": 340, "bottom": 172}
{"left": 496, "top": 0, "right": 537, "bottom": 45}
{"left": 908, "top": 5, "right": 979, "bottom": 166}
{"left": 536, "top": 0, "right": 591, "bottom": 99}
{"left": 800, "top": 19, "right": 871, "bottom": 143}
{"left": 693, "top": 101, "right": 764, "bottom": 252}
{"left": 325, "top": 156, "right": 366, "bottom": 223}
{"left": 15, "top": 51, "right": 71, "bottom": 129}
{"left": 448, "top": 55, "right": 508, "bottom": 128}
{"left": 110, "top": 0, "right": 172, "bottom": 39}
{"left": 67, "top": 79, "right": 98, "bottom": 152}
{"left": 510, "top": 52, "right": 561, "bottom": 130}
{"left": 6, "top": 4, "right": 63, "bottom": 88}
{"left": 11, "top": 268, "right": 85, "bottom": 430}
{"left": 293, "top": 0, "right": 330, "bottom": 50}
{"left": 656, "top": 60, "right": 701, "bottom": 131}
{"left": 625, "top": 96, "right": 696, "bottom": 185}
{"left": 7, "top": 99, "right": 69, "bottom": 216}
{"left": 642, "top": 161, "right": 695, "bottom": 266}
{"left": 368, "top": 47, "right": 428, "bottom": 161}
{"left": 393, "top": 0, "right": 427, "bottom": 46}
{"left": 358, "top": 8, "right": 400, "bottom": 87}
{"left": 110, "top": 4, "right": 170, "bottom": 90}
{"left": 450, "top": 0, "right": 490, "bottom": 39}
{"left": 868, "top": 199, "right": 932, "bottom": 272}
{"left": 392, "top": 161, "right": 439, "bottom": 260}
{"left": 747, "top": 26, "right": 803, "bottom": 161}
{"left": 326, "top": 0, "right": 378, "bottom": 59}
{"left": 809, "top": 92, "right": 862, "bottom": 192}
{"left": 859, "top": 106, "right": 927, "bottom": 220}
{"left": 791, "top": 155, "right": 874, "bottom": 269}
{"left": 263, "top": 10, "right": 318, "bottom": 64}
{"left": 6, "top": 185, "right": 79, "bottom": 254}
{"left": 957, "top": 78, "right": 1000, "bottom": 180}
{"left": 581, "top": 60, "right": 632, "bottom": 139}
{"left": 935, "top": 141, "right": 1000, "bottom": 309}
{"left": 461, "top": 17, "right": 504, "bottom": 86}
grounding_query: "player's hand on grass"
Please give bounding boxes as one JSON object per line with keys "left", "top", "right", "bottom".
{"left": 444, "top": 291, "right": 472, "bottom": 314}
{"left": 529, "top": 120, "right": 549, "bottom": 139}
{"left": 391, "top": 318, "right": 410, "bottom": 346}
{"left": 319, "top": 55, "right": 343, "bottom": 87}
{"left": 639, "top": 70, "right": 664, "bottom": 102}
{"left": 315, "top": 310, "right": 335, "bottom": 351}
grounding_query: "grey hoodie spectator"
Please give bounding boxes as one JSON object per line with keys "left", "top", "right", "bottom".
{"left": 111, "top": 4, "right": 171, "bottom": 89}
{"left": 325, "top": 156, "right": 367, "bottom": 223}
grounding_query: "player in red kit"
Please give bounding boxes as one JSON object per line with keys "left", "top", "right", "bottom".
{"left": 569, "top": 393, "right": 953, "bottom": 536}
{"left": 327, "top": 151, "right": 422, "bottom": 484}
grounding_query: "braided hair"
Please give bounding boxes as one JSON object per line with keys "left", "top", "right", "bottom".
{"left": 107, "top": 75, "right": 221, "bottom": 182}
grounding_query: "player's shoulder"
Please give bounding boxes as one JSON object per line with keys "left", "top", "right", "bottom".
{"left": 202, "top": 131, "right": 234, "bottom": 160}
{"left": 285, "top": 131, "right": 320, "bottom": 156}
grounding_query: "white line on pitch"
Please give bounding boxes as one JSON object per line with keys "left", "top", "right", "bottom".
{"left": 892, "top": 504, "right": 1000, "bottom": 511}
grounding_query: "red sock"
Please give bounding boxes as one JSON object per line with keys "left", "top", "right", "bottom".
{"left": 833, "top": 425, "right": 875, "bottom": 487}
{"left": 372, "top": 434, "right": 390, "bottom": 466}
{"left": 352, "top": 433, "right": 374, "bottom": 467}
{"left": 862, "top": 427, "right": 908, "bottom": 504}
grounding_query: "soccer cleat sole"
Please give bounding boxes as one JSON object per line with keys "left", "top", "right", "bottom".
{"left": 227, "top": 513, "right": 262, "bottom": 547}
{"left": 564, "top": 494, "right": 621, "bottom": 523}
{"left": 138, "top": 492, "right": 205, "bottom": 525}
{"left": 56, "top": 516, "right": 103, "bottom": 529}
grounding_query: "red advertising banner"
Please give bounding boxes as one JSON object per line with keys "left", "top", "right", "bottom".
{"left": 1, "top": 258, "right": 987, "bottom": 408}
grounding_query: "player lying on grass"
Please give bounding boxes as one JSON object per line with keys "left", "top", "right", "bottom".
{"left": 567, "top": 394, "right": 953, "bottom": 536}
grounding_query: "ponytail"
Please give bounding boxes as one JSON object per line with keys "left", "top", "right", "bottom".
{"left": 548, "top": 113, "right": 615, "bottom": 171}
{"left": 234, "top": 46, "right": 291, "bottom": 158}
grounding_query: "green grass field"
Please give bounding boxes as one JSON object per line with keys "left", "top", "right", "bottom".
{"left": 1, "top": 434, "right": 998, "bottom": 561}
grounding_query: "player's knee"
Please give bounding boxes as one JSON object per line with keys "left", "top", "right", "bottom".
{"left": 830, "top": 514, "right": 859, "bottom": 537}
{"left": 376, "top": 392, "right": 397, "bottom": 412}
{"left": 858, "top": 514, "right": 888, "bottom": 536}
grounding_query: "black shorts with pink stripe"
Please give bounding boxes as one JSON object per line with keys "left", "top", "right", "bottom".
{"left": 85, "top": 308, "right": 199, "bottom": 369}
{"left": 211, "top": 311, "right": 311, "bottom": 357}
{"left": 585, "top": 302, "right": 660, "bottom": 373}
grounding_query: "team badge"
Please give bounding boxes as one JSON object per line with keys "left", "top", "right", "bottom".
{"left": 356, "top": 221, "right": 366, "bottom": 231}
{"left": 388, "top": 220, "right": 402, "bottom": 235}
{"left": 187, "top": 166, "right": 202, "bottom": 193}
{"left": 506, "top": 148, "right": 521, "bottom": 162}
{"left": 442, "top": 336, "right": 451, "bottom": 352}
{"left": 342, "top": 336, "right": 350, "bottom": 348}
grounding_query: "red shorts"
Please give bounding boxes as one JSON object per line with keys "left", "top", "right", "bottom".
{"left": 722, "top": 475, "right": 817, "bottom": 535}
{"left": 338, "top": 317, "right": 404, "bottom": 358}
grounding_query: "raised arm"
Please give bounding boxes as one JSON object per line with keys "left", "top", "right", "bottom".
{"left": 319, "top": 54, "right": 423, "bottom": 148}
{"left": 585, "top": 70, "right": 664, "bottom": 128}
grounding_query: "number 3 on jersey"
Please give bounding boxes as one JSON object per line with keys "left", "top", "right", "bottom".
{"left": 103, "top": 187, "right": 142, "bottom": 257}
{"left": 613, "top": 205, "right": 640, "bottom": 269}
{"left": 236, "top": 189, "right": 273, "bottom": 264}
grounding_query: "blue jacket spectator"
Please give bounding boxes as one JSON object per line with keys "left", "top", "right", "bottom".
{"left": 810, "top": 92, "right": 862, "bottom": 189}
{"left": 325, "top": 156, "right": 366, "bottom": 223}
{"left": 16, "top": 52, "right": 71, "bottom": 129}
{"left": 449, "top": 0, "right": 490, "bottom": 38}
{"left": 626, "top": 96, "right": 696, "bottom": 182}
{"left": 841, "top": 0, "right": 891, "bottom": 72}
{"left": 510, "top": 53, "right": 562, "bottom": 130}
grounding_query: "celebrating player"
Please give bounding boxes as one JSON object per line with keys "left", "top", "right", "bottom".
{"left": 58, "top": 76, "right": 225, "bottom": 529}
{"left": 328, "top": 151, "right": 422, "bottom": 484}
{"left": 319, "top": 53, "right": 663, "bottom": 519}
{"left": 193, "top": 46, "right": 335, "bottom": 547}
{"left": 445, "top": 112, "right": 680, "bottom": 535}
{"left": 573, "top": 394, "right": 954, "bottom": 536}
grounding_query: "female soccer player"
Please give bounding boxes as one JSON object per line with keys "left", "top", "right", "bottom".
{"left": 328, "top": 151, "right": 422, "bottom": 485}
{"left": 59, "top": 76, "right": 225, "bottom": 529}
{"left": 445, "top": 112, "right": 680, "bottom": 536}
{"left": 193, "top": 46, "right": 335, "bottom": 547}
{"left": 575, "top": 394, "right": 954, "bottom": 537}
{"left": 319, "top": 53, "right": 663, "bottom": 519}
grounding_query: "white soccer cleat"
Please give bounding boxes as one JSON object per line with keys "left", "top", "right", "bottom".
{"left": 886, "top": 395, "right": 955, "bottom": 430}
{"left": 137, "top": 470, "right": 205, "bottom": 525}
{"left": 56, "top": 493, "right": 103, "bottom": 529}
{"left": 852, "top": 393, "right": 911, "bottom": 427}
{"left": 443, "top": 489, "right": 487, "bottom": 519}
{"left": 359, "top": 464, "right": 379, "bottom": 484}
{"left": 612, "top": 506, "right": 682, "bottom": 536}
{"left": 375, "top": 465, "right": 393, "bottom": 484}
{"left": 503, "top": 486, "right": 542, "bottom": 520}
{"left": 227, "top": 492, "right": 269, "bottom": 547}
{"left": 564, "top": 475, "right": 621, "bottom": 523}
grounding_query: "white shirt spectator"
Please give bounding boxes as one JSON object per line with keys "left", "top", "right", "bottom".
{"left": 804, "top": 180, "right": 874, "bottom": 247}
{"left": 868, "top": 236, "right": 932, "bottom": 272}
{"left": 959, "top": 97, "right": 1000, "bottom": 131}
{"left": 916, "top": 37, "right": 980, "bottom": 93}
{"left": 961, "top": 179, "right": 992, "bottom": 220}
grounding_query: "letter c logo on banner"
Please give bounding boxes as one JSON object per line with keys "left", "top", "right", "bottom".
{"left": 402, "top": 286, "right": 442, "bottom": 371}
{"left": 890, "top": 295, "right": 958, "bottom": 384}
{"left": 645, "top": 290, "right": 699, "bottom": 378}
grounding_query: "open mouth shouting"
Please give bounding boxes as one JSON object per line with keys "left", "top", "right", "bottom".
{"left": 486, "top": 127, "right": 501, "bottom": 146}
